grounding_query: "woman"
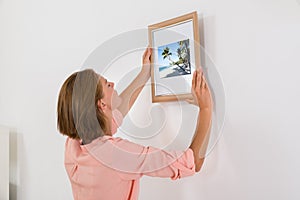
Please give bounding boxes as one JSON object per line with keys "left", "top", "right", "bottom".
{"left": 57, "top": 47, "right": 213, "bottom": 200}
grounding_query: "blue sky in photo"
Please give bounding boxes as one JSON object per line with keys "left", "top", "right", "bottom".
{"left": 157, "top": 41, "right": 181, "bottom": 67}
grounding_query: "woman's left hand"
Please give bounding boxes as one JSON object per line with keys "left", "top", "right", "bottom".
{"left": 141, "top": 47, "right": 152, "bottom": 77}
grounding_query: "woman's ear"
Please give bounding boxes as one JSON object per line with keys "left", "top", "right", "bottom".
{"left": 97, "top": 99, "right": 107, "bottom": 111}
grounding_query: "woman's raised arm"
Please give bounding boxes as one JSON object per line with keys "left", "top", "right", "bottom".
{"left": 117, "top": 47, "right": 152, "bottom": 117}
{"left": 187, "top": 69, "right": 213, "bottom": 172}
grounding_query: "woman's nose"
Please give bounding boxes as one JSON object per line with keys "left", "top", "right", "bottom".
{"left": 111, "top": 82, "right": 114, "bottom": 88}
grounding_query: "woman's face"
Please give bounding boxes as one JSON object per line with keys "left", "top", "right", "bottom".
{"left": 99, "top": 76, "right": 121, "bottom": 111}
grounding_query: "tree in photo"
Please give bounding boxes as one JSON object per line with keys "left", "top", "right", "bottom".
{"left": 161, "top": 40, "right": 190, "bottom": 74}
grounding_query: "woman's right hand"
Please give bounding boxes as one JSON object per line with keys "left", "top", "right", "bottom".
{"left": 186, "top": 68, "right": 213, "bottom": 110}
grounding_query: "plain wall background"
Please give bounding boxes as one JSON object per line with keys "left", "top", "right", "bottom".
{"left": 0, "top": 127, "right": 9, "bottom": 200}
{"left": 1, "top": 0, "right": 300, "bottom": 199}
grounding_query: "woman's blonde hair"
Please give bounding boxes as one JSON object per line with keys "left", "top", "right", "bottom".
{"left": 57, "top": 69, "right": 110, "bottom": 144}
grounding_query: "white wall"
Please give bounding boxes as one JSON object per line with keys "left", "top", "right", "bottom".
{"left": 1, "top": 0, "right": 300, "bottom": 199}
{"left": 0, "top": 126, "right": 9, "bottom": 200}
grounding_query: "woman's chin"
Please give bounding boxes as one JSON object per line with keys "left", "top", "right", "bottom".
{"left": 111, "top": 91, "right": 122, "bottom": 110}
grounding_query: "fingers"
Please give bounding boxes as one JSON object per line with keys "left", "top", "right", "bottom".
{"left": 192, "top": 69, "right": 203, "bottom": 90}
{"left": 192, "top": 70, "right": 196, "bottom": 90}
{"left": 146, "top": 47, "right": 152, "bottom": 59}
{"left": 192, "top": 68, "right": 209, "bottom": 92}
{"left": 190, "top": 68, "right": 211, "bottom": 108}
{"left": 143, "top": 46, "right": 152, "bottom": 60}
{"left": 142, "top": 48, "right": 147, "bottom": 59}
{"left": 202, "top": 76, "right": 206, "bottom": 90}
{"left": 197, "top": 69, "right": 202, "bottom": 90}
{"left": 202, "top": 74, "right": 208, "bottom": 89}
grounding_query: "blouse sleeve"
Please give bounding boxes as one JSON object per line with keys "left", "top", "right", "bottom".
{"left": 86, "top": 137, "right": 196, "bottom": 181}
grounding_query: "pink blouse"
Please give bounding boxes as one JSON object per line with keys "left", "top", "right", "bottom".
{"left": 65, "top": 136, "right": 195, "bottom": 200}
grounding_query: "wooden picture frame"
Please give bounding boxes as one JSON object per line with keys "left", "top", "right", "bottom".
{"left": 148, "top": 11, "right": 200, "bottom": 103}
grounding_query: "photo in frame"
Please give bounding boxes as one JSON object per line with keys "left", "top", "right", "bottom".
{"left": 148, "top": 11, "right": 200, "bottom": 103}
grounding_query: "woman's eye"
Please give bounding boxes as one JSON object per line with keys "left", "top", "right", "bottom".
{"left": 108, "top": 83, "right": 111, "bottom": 87}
